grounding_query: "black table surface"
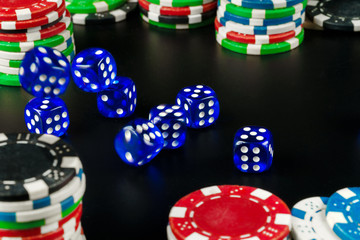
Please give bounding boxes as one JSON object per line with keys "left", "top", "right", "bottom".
{"left": 1, "top": 11, "right": 360, "bottom": 239}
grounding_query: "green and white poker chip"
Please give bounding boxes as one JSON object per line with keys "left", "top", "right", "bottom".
{"left": 65, "top": 0, "right": 127, "bottom": 14}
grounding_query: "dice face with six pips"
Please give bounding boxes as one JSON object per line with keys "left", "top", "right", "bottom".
{"left": 19, "top": 46, "right": 71, "bottom": 98}
{"left": 233, "top": 126, "right": 273, "bottom": 173}
{"left": 176, "top": 85, "right": 220, "bottom": 128}
{"left": 97, "top": 76, "right": 137, "bottom": 118}
{"left": 24, "top": 98, "right": 70, "bottom": 137}
{"left": 71, "top": 48, "right": 117, "bottom": 93}
{"left": 114, "top": 118, "right": 164, "bottom": 167}
{"left": 149, "top": 104, "right": 187, "bottom": 149}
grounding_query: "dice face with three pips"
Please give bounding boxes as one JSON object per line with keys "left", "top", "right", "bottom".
{"left": 233, "top": 126, "right": 274, "bottom": 173}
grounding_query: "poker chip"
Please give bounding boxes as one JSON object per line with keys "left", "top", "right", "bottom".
{"left": 219, "top": 4, "right": 305, "bottom": 26}
{"left": 219, "top": 0, "right": 307, "bottom": 19}
{"left": 306, "top": 0, "right": 360, "bottom": 31}
{"left": 218, "top": 12, "right": 305, "bottom": 35}
{"left": 139, "top": 0, "right": 217, "bottom": 16}
{"left": 0, "top": 0, "right": 63, "bottom": 21}
{"left": 141, "top": 13, "right": 214, "bottom": 29}
{"left": 325, "top": 187, "right": 360, "bottom": 240}
{"left": 0, "top": 132, "right": 86, "bottom": 239}
{"left": 168, "top": 185, "right": 291, "bottom": 240}
{"left": 65, "top": 0, "right": 127, "bottom": 14}
{"left": 0, "top": 11, "right": 72, "bottom": 43}
{"left": 146, "top": 0, "right": 214, "bottom": 7}
{"left": 227, "top": 0, "right": 304, "bottom": 10}
{"left": 0, "top": 3, "right": 66, "bottom": 30}
{"left": 71, "top": 0, "right": 138, "bottom": 25}
{"left": 215, "top": 18, "right": 303, "bottom": 44}
{"left": 291, "top": 196, "right": 341, "bottom": 240}
{"left": 0, "top": 24, "right": 73, "bottom": 52}
{"left": 216, "top": 29, "right": 304, "bottom": 55}
{"left": 140, "top": 6, "right": 216, "bottom": 24}
{"left": 0, "top": 133, "right": 82, "bottom": 201}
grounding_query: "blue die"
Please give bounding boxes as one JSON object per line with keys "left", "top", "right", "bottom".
{"left": 97, "top": 76, "right": 137, "bottom": 118}
{"left": 233, "top": 126, "right": 273, "bottom": 173}
{"left": 24, "top": 98, "right": 70, "bottom": 137}
{"left": 149, "top": 104, "right": 187, "bottom": 149}
{"left": 71, "top": 48, "right": 117, "bottom": 93}
{"left": 176, "top": 85, "right": 220, "bottom": 128}
{"left": 114, "top": 118, "right": 164, "bottom": 166}
{"left": 19, "top": 46, "right": 71, "bottom": 98}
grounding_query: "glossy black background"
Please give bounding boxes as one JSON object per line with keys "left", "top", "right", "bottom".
{"left": 0, "top": 11, "right": 360, "bottom": 239}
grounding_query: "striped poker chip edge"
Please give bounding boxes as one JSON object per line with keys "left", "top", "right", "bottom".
{"left": 228, "top": 0, "right": 304, "bottom": 10}
{"left": 71, "top": 1, "right": 138, "bottom": 25}
{"left": 0, "top": 133, "right": 82, "bottom": 201}
{"left": 326, "top": 187, "right": 360, "bottom": 240}
{"left": 65, "top": 0, "right": 127, "bottom": 14}
{"left": 306, "top": 0, "right": 360, "bottom": 32}
{"left": 169, "top": 185, "right": 291, "bottom": 240}
{"left": 291, "top": 196, "right": 340, "bottom": 240}
{"left": 141, "top": 13, "right": 214, "bottom": 29}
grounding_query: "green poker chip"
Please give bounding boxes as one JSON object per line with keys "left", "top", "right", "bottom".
{"left": 0, "top": 42, "right": 75, "bottom": 87}
{"left": 216, "top": 28, "right": 304, "bottom": 55}
{"left": 0, "top": 198, "right": 82, "bottom": 230}
{"left": 141, "top": 13, "right": 214, "bottom": 29}
{"left": 145, "top": 0, "right": 215, "bottom": 7}
{"left": 219, "top": 0, "right": 307, "bottom": 19}
{"left": 0, "top": 24, "right": 74, "bottom": 53}
{"left": 65, "top": 0, "right": 127, "bottom": 14}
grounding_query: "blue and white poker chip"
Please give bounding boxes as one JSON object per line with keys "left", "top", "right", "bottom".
{"left": 326, "top": 187, "right": 360, "bottom": 240}
{"left": 217, "top": 12, "right": 304, "bottom": 35}
{"left": 291, "top": 196, "right": 340, "bottom": 240}
{"left": 218, "top": 4, "right": 305, "bottom": 26}
{"left": 227, "top": 0, "right": 304, "bottom": 10}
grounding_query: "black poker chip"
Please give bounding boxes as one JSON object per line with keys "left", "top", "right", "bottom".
{"left": 139, "top": 5, "right": 216, "bottom": 24}
{"left": 0, "top": 133, "right": 83, "bottom": 201}
{"left": 306, "top": 0, "right": 360, "bottom": 31}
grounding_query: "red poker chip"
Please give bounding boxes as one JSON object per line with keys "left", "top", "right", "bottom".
{"left": 0, "top": 0, "right": 62, "bottom": 21}
{"left": 214, "top": 18, "right": 302, "bottom": 45}
{"left": 0, "top": 10, "right": 71, "bottom": 42}
{"left": 0, "top": 204, "right": 82, "bottom": 238}
{"left": 169, "top": 185, "right": 291, "bottom": 240}
{"left": 0, "top": 2, "right": 65, "bottom": 30}
{"left": 139, "top": 0, "right": 217, "bottom": 16}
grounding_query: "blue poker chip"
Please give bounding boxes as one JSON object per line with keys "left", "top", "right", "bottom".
{"left": 218, "top": 12, "right": 304, "bottom": 35}
{"left": 227, "top": 0, "right": 304, "bottom": 10}
{"left": 219, "top": 5, "right": 305, "bottom": 26}
{"left": 326, "top": 187, "right": 360, "bottom": 240}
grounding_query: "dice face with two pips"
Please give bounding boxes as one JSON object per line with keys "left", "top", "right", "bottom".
{"left": 114, "top": 118, "right": 164, "bottom": 166}
{"left": 176, "top": 85, "right": 220, "bottom": 129}
{"left": 24, "top": 98, "right": 70, "bottom": 137}
{"left": 233, "top": 126, "right": 273, "bottom": 173}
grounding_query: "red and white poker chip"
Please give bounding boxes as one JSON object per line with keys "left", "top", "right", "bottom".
{"left": 169, "top": 185, "right": 291, "bottom": 240}
{"left": 0, "top": 2, "right": 65, "bottom": 30}
{"left": 0, "top": 0, "right": 63, "bottom": 21}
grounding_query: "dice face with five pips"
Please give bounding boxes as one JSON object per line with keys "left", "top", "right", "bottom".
{"left": 176, "top": 85, "right": 220, "bottom": 129}
{"left": 233, "top": 126, "right": 274, "bottom": 173}
{"left": 19, "top": 46, "right": 71, "bottom": 98}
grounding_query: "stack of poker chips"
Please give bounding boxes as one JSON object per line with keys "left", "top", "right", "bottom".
{"left": 167, "top": 185, "right": 292, "bottom": 240}
{"left": 0, "top": 133, "right": 86, "bottom": 240}
{"left": 291, "top": 187, "right": 360, "bottom": 240}
{"left": 0, "top": 0, "right": 75, "bottom": 87}
{"left": 215, "top": 0, "right": 307, "bottom": 55}
{"left": 66, "top": 0, "right": 138, "bottom": 25}
{"left": 139, "top": 0, "right": 217, "bottom": 29}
